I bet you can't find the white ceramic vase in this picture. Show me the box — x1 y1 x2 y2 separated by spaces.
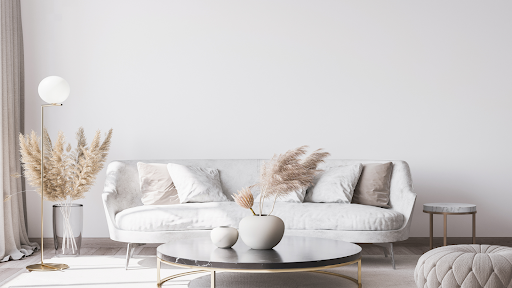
239 215 285 249
210 226 239 249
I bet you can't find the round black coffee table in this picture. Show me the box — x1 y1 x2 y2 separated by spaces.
156 236 362 287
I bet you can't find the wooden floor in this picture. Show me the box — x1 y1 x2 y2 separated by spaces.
1 237 511 285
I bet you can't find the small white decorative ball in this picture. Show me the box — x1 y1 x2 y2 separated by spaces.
38 76 70 104
211 226 238 249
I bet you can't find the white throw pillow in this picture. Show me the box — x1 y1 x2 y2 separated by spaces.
254 188 307 203
304 164 363 203
167 163 229 203
137 162 180 205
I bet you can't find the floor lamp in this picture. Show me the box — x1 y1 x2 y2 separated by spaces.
26 76 70 272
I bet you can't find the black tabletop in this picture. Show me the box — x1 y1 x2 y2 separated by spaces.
157 236 362 270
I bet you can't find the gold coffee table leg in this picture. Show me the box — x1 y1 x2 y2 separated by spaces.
157 258 209 287
157 257 160 283
157 257 362 288
311 258 362 287
358 258 362 287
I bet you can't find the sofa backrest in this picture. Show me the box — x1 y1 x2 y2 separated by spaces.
103 159 413 217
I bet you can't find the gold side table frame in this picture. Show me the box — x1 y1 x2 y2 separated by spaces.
157 257 362 288
423 210 476 249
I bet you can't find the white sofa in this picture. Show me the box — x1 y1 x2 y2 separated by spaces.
102 159 416 269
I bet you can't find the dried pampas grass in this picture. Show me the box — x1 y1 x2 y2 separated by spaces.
232 187 256 215
257 146 330 215
19 127 113 202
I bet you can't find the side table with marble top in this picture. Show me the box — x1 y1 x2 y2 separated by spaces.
423 203 477 249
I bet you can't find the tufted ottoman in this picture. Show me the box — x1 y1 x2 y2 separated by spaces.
414 245 512 288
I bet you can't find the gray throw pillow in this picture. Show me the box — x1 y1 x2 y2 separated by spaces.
304 164 363 203
167 163 229 203
352 162 393 208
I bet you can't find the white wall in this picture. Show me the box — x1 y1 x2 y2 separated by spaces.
21 0 512 238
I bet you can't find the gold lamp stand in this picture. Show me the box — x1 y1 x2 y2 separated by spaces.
26 103 69 272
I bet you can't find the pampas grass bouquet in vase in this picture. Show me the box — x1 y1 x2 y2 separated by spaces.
233 146 329 249
18 127 113 256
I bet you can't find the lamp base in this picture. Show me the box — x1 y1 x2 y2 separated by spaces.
26 263 69 272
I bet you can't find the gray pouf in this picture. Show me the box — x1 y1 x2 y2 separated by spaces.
414 245 512 288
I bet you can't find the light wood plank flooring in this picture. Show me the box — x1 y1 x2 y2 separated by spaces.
1 237 511 285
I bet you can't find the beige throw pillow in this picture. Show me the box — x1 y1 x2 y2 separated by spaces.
352 162 393 208
137 162 180 205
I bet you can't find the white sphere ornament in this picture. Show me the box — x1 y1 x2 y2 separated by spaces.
38 76 70 104
210 226 238 249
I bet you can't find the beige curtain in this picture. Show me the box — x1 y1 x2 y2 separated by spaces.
0 0 37 262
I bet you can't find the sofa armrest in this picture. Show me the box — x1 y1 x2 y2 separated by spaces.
102 192 118 237
102 161 142 239
391 189 417 230
387 161 417 237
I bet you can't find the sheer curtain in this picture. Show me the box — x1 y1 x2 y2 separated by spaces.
0 0 37 262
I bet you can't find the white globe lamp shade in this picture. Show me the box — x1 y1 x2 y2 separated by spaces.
38 76 70 104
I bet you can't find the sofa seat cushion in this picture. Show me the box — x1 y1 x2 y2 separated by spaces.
115 202 404 232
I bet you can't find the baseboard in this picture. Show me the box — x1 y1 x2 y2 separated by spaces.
30 237 512 247
30 237 124 247
401 237 512 246
29 238 158 247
